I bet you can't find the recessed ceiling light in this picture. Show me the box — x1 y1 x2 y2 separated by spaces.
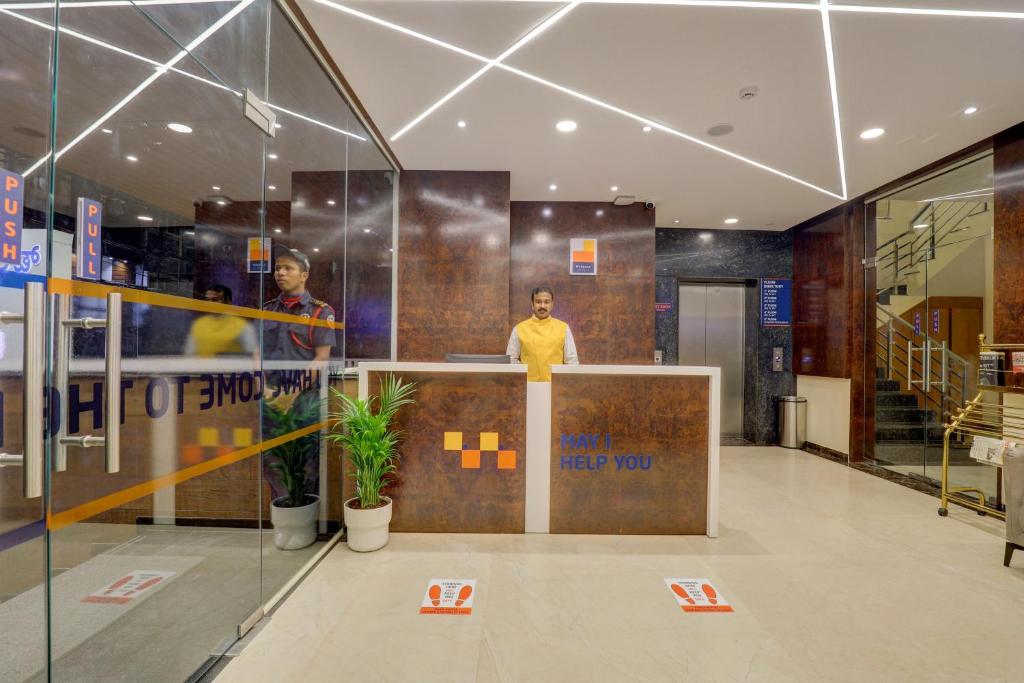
674 220 680 224
211 185 221 191
596 209 604 217
267 153 278 160
167 122 192 134
267 185 276 190
101 128 113 134
724 218 739 224
388 248 394 252
549 184 557 191
363 228 372 233
699 233 713 241
274 123 282 129
457 120 467 128
216 200 226 206
859 127 885 140
137 215 153 222
556 120 577 132
125 154 138 162
963 106 978 115
611 185 618 192
642 125 652 133
913 223 929 229
542 207 552 217
313 247 320 252
184 230 195 236
327 199 336 206
273 228 282 233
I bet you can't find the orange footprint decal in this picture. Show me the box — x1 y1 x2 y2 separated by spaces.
428 584 442 607
701 583 718 605
671 583 695 604
455 584 473 607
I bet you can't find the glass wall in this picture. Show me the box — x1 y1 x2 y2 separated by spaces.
865 151 995 499
0 1 396 680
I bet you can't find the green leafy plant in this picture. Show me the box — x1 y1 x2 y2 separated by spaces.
327 374 416 510
264 391 321 508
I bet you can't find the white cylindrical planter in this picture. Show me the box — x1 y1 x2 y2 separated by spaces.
344 497 393 552
271 495 320 550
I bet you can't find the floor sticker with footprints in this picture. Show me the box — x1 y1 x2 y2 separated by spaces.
664 578 733 613
419 579 476 615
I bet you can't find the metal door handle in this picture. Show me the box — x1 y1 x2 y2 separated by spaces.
56 292 122 474
0 282 45 498
105 292 121 474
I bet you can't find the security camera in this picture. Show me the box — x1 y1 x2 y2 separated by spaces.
644 201 655 210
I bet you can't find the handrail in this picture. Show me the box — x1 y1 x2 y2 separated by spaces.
876 305 971 370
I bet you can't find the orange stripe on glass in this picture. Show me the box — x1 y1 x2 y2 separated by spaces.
47 421 326 530
48 278 343 331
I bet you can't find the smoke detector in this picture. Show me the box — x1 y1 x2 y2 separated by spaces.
707 123 734 137
739 85 759 101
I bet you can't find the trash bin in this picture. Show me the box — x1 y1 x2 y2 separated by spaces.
779 396 807 449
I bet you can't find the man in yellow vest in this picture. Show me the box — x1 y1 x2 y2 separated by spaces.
506 286 579 381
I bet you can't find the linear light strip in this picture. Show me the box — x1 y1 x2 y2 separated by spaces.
510 0 1024 18
3 5 365 161
919 191 993 203
0 0 236 8
390 0 581 141
320 1 844 199
23 0 257 177
819 0 848 200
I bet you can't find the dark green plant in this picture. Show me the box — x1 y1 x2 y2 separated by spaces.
326 374 416 510
264 392 321 508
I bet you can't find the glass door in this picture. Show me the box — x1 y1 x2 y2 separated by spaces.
868 152 994 498
0 2 57 679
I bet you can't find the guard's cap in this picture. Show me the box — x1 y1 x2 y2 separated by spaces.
273 246 310 272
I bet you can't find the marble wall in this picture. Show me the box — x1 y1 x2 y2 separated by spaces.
994 122 1024 344
655 228 795 444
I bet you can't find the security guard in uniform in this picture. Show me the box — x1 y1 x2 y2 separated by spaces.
261 247 336 503
263 248 336 363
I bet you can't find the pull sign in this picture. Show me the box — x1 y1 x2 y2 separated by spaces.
243 89 276 137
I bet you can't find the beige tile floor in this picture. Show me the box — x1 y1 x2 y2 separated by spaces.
216 447 1024 683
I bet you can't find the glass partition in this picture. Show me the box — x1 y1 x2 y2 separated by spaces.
0 0 396 678
866 152 995 501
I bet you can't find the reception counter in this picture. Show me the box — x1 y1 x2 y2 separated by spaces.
356 363 720 537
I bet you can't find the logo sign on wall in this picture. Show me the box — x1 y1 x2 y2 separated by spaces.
444 431 516 469
1 169 25 266
760 278 791 326
569 237 597 275
247 237 271 273
75 197 103 279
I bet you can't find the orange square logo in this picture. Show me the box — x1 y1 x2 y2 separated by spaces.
461 450 481 469
497 450 516 469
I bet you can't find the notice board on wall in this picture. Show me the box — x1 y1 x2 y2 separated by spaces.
760 278 791 326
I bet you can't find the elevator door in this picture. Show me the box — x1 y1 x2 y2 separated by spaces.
678 283 745 436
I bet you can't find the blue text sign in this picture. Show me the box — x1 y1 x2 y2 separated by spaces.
760 279 791 326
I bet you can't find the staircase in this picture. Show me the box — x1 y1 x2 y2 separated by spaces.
873 366 972 467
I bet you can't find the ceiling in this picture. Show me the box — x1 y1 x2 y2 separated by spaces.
296 0 1024 231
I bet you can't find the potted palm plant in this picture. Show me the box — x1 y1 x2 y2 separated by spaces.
264 391 322 550
327 374 415 552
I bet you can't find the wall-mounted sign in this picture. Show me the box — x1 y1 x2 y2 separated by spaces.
569 237 597 275
655 302 672 313
75 197 103 280
1 169 25 266
247 237 271 273
932 309 940 334
913 310 921 335
760 278 791 326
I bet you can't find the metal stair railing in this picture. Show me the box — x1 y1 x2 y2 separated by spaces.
875 198 989 296
875 304 969 421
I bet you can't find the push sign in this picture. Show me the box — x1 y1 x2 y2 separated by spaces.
1 169 25 266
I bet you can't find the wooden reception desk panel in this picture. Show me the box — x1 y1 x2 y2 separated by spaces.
549 373 709 534
361 369 527 533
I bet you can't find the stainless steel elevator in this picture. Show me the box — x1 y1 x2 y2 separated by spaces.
678 283 745 437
